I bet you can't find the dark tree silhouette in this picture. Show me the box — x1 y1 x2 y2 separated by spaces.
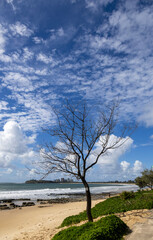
39 101 134 222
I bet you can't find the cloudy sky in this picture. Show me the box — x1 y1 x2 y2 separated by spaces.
0 0 153 182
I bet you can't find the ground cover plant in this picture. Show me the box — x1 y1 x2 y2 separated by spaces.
61 190 153 227
52 215 128 240
120 191 135 200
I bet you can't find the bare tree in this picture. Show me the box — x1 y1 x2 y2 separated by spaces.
39 101 135 222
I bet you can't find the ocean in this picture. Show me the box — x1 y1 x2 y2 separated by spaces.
0 182 138 201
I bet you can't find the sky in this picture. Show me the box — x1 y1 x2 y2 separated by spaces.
0 0 153 182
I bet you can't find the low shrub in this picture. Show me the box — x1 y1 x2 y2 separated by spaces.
120 191 135 200
52 215 128 240
61 190 153 227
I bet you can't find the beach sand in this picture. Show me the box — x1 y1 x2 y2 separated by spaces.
0 199 102 240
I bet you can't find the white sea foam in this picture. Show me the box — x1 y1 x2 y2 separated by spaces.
0 184 138 200
90 184 138 194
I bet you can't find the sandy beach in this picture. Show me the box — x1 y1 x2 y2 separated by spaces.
0 199 102 240
1 197 153 240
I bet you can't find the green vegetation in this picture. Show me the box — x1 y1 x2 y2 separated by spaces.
135 177 146 189
135 169 153 190
120 191 135 200
61 190 153 227
52 215 128 240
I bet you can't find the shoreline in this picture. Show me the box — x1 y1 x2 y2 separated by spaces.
0 183 138 204
0 192 116 211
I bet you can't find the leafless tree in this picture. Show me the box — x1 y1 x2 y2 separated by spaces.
39 101 135 222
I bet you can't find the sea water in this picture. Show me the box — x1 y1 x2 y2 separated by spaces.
0 182 138 201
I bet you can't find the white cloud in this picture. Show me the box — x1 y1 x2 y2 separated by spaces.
37 53 53 64
97 136 133 167
57 27 65 37
138 102 153 127
70 0 77 3
2 72 34 92
88 158 143 182
133 160 143 174
0 68 56 131
49 27 65 39
120 161 130 172
0 152 12 168
0 24 6 48
150 135 153 139
6 168 13 174
6 0 13 3
23 48 34 61
108 7 153 56
66 3 153 126
0 121 37 168
85 0 113 12
90 135 133 166
86 135 143 181
0 121 28 154
0 101 9 110
0 52 12 63
10 22 33 37
6 0 16 11
29 168 37 176
36 53 59 68
48 27 66 44
0 168 13 177
33 36 45 44
0 24 11 63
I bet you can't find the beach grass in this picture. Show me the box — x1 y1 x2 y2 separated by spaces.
61 190 153 227
52 215 128 240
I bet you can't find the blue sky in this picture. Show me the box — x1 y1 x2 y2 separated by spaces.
0 0 153 182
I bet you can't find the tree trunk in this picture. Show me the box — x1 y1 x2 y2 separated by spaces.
82 178 93 222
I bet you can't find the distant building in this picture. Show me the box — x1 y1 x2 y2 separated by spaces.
55 179 60 182
60 178 74 183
